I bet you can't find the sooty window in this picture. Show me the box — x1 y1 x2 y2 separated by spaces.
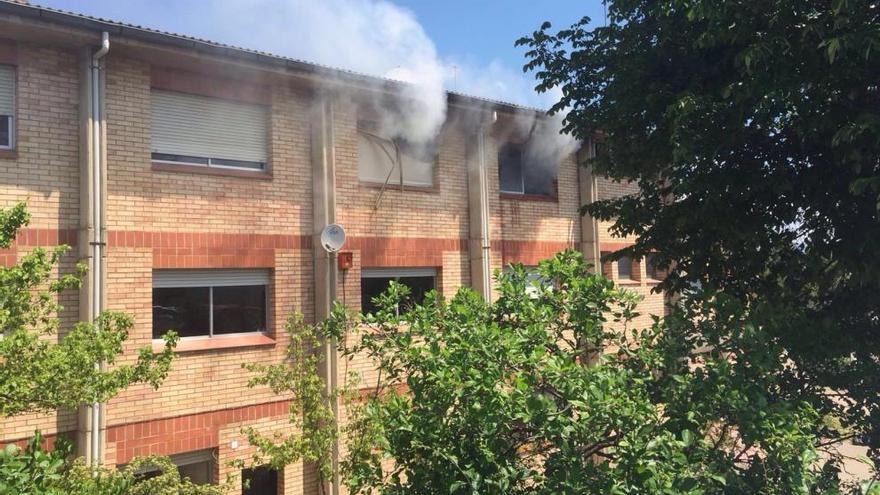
498 142 554 197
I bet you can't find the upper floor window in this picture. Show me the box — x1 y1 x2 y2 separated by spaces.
361 267 436 314
357 119 434 187
646 253 664 281
152 269 269 340
498 143 555 197
151 89 268 171
617 256 633 281
0 65 14 150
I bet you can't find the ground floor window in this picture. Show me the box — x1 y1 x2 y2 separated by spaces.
131 449 215 485
152 269 269 339
360 267 437 314
242 465 279 494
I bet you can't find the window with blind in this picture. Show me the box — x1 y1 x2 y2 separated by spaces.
357 120 434 187
152 269 269 339
150 89 268 171
0 65 14 150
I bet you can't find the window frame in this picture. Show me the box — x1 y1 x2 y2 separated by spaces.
617 256 633 281
149 88 269 173
360 267 438 314
0 64 15 151
356 119 437 189
150 153 266 172
497 142 557 199
151 269 270 341
0 115 13 151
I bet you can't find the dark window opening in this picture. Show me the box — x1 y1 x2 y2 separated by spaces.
617 257 632 280
646 254 661 280
0 116 10 148
498 143 555 197
151 152 265 171
242 465 278 495
361 273 436 314
152 284 267 339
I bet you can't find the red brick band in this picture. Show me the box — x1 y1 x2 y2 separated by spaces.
108 400 291 464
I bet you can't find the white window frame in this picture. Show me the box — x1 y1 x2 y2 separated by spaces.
152 269 270 341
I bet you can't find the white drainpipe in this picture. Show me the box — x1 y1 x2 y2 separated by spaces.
89 31 109 468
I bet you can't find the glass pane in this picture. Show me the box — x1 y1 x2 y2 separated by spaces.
151 152 209 165
242 465 278 495
361 276 391 314
212 285 266 335
498 144 524 193
178 461 213 485
152 287 210 338
617 257 632 280
0 116 9 147
209 157 265 170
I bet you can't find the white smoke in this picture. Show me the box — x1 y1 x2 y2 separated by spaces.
52 0 575 156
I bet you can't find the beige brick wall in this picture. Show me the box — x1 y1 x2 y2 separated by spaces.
0 37 671 494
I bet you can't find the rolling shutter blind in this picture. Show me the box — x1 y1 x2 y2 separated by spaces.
361 267 437 278
0 65 14 116
153 269 270 288
151 89 268 163
358 133 433 186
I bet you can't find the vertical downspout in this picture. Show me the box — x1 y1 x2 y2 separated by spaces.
577 137 602 367
78 31 109 467
577 137 601 270
467 112 495 302
310 94 340 495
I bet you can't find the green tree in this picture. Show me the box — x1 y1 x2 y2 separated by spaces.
518 0 880 472
0 201 219 494
328 251 846 494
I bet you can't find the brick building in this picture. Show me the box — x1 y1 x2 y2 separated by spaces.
0 1 666 493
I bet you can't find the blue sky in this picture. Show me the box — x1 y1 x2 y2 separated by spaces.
38 0 605 108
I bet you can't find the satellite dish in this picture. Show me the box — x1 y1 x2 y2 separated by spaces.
320 224 346 253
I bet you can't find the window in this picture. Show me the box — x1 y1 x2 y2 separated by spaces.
152 269 269 339
361 267 436 314
498 143 554 196
503 265 549 298
0 65 14 150
151 89 268 171
131 449 215 485
617 256 632 281
645 253 661 280
242 465 278 495
358 119 434 187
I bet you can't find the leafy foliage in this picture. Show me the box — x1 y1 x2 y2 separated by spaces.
518 0 880 476
0 201 221 493
0 433 223 495
0 202 177 415
327 251 845 494
241 312 339 484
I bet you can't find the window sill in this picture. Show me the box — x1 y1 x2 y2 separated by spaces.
359 181 439 193
0 149 17 160
500 192 558 203
617 279 641 286
153 333 276 354
152 162 273 180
